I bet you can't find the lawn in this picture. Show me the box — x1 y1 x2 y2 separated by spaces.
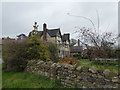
0 45 2 58
2 71 64 88
80 59 120 71
0 64 1 89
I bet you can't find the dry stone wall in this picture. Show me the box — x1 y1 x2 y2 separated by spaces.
26 60 120 88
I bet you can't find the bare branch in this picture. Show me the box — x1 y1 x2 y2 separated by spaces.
96 9 100 34
67 13 96 33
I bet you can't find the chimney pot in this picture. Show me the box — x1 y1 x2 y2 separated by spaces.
78 39 80 46
43 23 47 41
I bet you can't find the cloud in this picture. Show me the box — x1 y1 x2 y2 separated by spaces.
0 2 2 38
2 2 118 39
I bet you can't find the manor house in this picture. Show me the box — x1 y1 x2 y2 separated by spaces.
28 22 70 57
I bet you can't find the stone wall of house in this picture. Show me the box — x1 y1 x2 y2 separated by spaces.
26 60 120 88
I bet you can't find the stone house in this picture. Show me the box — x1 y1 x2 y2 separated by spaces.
70 39 83 57
29 22 70 58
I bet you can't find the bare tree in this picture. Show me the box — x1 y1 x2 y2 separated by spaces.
67 12 119 59
70 38 77 47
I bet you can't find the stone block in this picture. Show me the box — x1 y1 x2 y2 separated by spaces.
76 66 82 72
37 61 44 65
89 66 98 74
103 85 113 88
103 69 111 77
77 83 82 88
82 66 89 72
112 77 119 83
103 69 118 80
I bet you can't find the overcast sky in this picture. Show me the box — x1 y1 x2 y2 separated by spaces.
1 2 118 39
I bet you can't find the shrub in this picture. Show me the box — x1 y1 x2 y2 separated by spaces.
73 53 81 59
60 57 80 66
26 36 50 61
2 36 51 72
48 42 59 62
2 40 28 71
3 35 63 71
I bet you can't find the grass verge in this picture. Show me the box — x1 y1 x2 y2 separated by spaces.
2 71 64 88
80 59 120 71
0 45 2 58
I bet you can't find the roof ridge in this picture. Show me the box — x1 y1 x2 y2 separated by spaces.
47 28 60 31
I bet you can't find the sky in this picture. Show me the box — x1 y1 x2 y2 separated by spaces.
1 1 118 39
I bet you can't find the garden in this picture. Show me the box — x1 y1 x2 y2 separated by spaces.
2 71 63 88
73 54 119 71
2 35 65 88
2 33 120 88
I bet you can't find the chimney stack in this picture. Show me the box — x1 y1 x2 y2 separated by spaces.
78 39 80 46
43 23 47 41
43 23 47 31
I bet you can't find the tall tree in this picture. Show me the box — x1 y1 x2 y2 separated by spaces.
67 12 119 59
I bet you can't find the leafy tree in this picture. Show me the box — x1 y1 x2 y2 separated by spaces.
2 34 50 71
27 35 50 61
2 40 28 71
48 42 59 62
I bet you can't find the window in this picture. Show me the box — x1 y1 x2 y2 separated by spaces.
57 40 60 45
59 50 60 54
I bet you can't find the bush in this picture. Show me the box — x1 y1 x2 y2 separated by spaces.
48 42 59 62
73 53 81 59
26 36 50 61
2 36 51 72
2 40 28 71
3 34 64 71
60 57 80 66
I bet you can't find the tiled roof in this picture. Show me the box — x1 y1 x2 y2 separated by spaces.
38 31 43 36
47 29 61 37
17 34 27 37
62 34 70 42
37 26 70 42
38 28 61 37
70 46 82 53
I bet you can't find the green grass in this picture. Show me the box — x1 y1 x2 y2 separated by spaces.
0 45 2 58
0 64 2 89
79 59 120 71
80 59 92 64
92 64 119 70
2 71 64 88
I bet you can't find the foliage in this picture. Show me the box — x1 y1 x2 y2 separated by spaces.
73 53 81 59
0 45 2 58
2 35 51 71
0 64 2 88
2 71 64 88
80 59 119 70
48 42 59 62
68 13 119 59
92 60 118 66
26 36 50 61
2 40 28 71
75 27 119 58
28 30 39 37
60 57 80 66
